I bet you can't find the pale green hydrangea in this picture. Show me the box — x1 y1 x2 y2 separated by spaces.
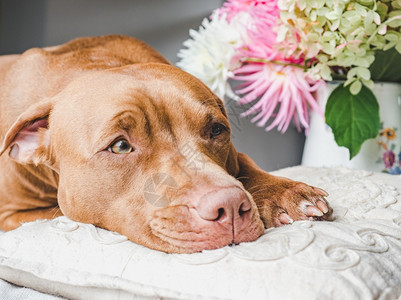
277 0 401 94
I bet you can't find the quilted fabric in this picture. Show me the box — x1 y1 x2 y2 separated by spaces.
0 166 400 299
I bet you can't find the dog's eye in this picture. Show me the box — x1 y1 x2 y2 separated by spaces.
108 139 133 154
210 123 225 138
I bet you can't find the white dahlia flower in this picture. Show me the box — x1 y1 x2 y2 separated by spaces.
177 11 249 100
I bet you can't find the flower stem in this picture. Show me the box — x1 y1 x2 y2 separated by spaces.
366 15 401 44
241 57 307 70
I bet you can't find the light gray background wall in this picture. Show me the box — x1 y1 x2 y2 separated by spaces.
0 0 306 171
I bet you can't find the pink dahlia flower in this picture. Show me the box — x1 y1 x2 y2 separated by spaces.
233 63 323 133
225 0 323 132
220 0 278 22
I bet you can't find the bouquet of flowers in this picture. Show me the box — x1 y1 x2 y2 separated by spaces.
177 0 401 158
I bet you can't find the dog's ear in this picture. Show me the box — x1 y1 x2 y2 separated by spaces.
0 100 53 165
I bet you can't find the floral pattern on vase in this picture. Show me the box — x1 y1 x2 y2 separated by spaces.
377 125 401 174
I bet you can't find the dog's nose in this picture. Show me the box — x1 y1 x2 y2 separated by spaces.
195 187 252 224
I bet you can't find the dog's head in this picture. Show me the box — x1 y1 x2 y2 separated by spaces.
0 63 264 253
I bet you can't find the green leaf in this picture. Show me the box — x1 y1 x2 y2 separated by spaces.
369 48 401 82
325 84 380 158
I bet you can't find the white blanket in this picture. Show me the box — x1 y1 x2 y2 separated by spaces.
0 166 400 299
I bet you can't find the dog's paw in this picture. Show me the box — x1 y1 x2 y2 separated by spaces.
257 181 333 228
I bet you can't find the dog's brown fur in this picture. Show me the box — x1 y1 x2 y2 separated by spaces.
0 35 332 253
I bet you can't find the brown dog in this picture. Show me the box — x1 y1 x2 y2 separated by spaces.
0 35 332 253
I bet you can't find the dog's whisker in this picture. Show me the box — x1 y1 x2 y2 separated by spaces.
250 188 273 195
236 176 250 181
247 187 273 196
246 184 265 192
51 206 61 219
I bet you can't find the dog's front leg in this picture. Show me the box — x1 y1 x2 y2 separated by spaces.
0 207 63 231
236 153 333 228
